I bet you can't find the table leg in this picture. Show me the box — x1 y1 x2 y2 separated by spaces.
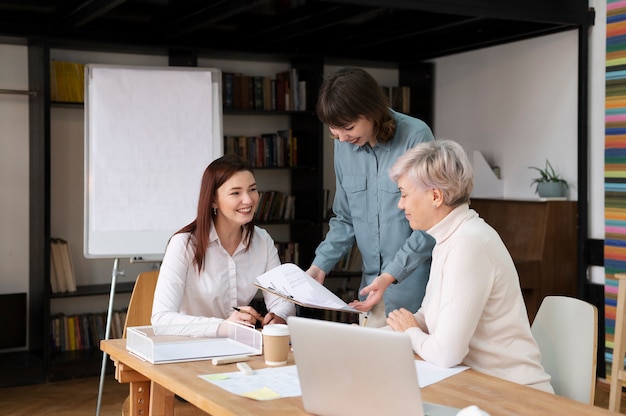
150 381 175 416
129 380 150 416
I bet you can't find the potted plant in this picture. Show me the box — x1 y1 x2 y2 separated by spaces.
529 159 568 198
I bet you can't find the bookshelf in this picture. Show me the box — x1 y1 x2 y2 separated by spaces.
218 56 324 269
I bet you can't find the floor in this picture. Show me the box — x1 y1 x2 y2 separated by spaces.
0 376 625 415
0 374 127 416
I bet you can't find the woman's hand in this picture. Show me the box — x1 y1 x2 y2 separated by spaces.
262 312 286 326
386 308 419 331
306 265 326 284
229 306 263 327
349 273 396 312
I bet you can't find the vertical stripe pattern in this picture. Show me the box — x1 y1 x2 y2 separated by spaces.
606 0 626 376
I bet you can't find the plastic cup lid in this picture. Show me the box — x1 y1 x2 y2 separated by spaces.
262 323 289 336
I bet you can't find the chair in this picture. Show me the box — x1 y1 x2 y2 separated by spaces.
530 295 598 405
609 273 626 412
121 270 208 416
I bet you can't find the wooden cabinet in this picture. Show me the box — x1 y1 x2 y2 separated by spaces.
469 198 578 322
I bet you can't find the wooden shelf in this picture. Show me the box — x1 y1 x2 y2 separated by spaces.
50 281 135 299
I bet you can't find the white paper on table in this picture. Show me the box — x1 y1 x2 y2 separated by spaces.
199 361 469 401
416 360 469 387
200 365 302 400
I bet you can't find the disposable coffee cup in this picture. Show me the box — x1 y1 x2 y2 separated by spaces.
262 324 290 366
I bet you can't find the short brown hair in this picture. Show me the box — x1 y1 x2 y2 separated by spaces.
316 67 396 143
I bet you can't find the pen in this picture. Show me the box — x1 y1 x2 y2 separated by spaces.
362 312 369 327
233 307 264 328
233 306 249 315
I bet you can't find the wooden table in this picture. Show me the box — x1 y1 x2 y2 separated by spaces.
101 339 614 416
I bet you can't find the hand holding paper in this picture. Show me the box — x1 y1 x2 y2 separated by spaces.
254 263 359 313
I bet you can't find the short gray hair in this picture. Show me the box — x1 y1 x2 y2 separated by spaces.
389 139 473 207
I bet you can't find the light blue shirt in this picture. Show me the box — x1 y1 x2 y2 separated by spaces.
312 110 436 315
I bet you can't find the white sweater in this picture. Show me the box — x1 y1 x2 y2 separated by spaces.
405 204 554 393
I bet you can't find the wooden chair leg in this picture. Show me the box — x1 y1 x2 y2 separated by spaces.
609 273 626 412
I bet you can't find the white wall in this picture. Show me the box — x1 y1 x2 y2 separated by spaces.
0 44 29 295
432 30 579 201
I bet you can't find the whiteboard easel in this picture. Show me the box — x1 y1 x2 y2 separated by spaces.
85 64 223 416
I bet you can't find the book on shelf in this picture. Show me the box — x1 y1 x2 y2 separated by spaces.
239 74 253 110
50 309 126 352
275 241 299 265
275 70 290 111
50 61 85 103
224 129 297 168
50 238 77 293
253 75 265 110
222 72 235 110
230 73 241 109
392 86 411 114
220 69 305 112
298 79 307 111
263 76 273 110
381 85 411 114
256 191 291 221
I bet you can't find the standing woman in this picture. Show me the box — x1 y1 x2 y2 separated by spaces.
306 67 436 327
384 139 554 393
152 154 295 336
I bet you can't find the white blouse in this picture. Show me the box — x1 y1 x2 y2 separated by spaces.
151 225 295 337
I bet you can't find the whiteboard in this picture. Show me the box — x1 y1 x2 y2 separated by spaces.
84 64 223 259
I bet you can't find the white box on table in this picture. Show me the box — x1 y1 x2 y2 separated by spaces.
126 322 262 364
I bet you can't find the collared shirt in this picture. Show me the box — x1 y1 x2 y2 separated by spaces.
406 204 554 393
312 109 436 315
152 225 295 337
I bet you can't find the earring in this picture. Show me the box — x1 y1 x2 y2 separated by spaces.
432 203 437 208
213 207 217 215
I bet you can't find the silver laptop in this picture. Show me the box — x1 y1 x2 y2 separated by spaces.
287 316 460 416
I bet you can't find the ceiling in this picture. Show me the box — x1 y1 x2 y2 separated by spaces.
0 0 592 62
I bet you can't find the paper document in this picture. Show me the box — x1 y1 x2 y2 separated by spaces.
253 263 359 313
200 365 302 400
200 361 469 401
415 360 469 387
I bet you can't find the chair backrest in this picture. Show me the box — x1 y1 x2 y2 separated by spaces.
530 295 598 404
122 270 159 339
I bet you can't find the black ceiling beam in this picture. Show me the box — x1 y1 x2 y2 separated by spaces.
235 4 374 45
159 0 268 40
51 0 128 29
327 0 590 26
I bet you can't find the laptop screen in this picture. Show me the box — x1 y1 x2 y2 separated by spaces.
288 316 459 416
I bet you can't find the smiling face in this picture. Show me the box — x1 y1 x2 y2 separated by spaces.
328 116 376 147
397 174 438 231
213 170 259 227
